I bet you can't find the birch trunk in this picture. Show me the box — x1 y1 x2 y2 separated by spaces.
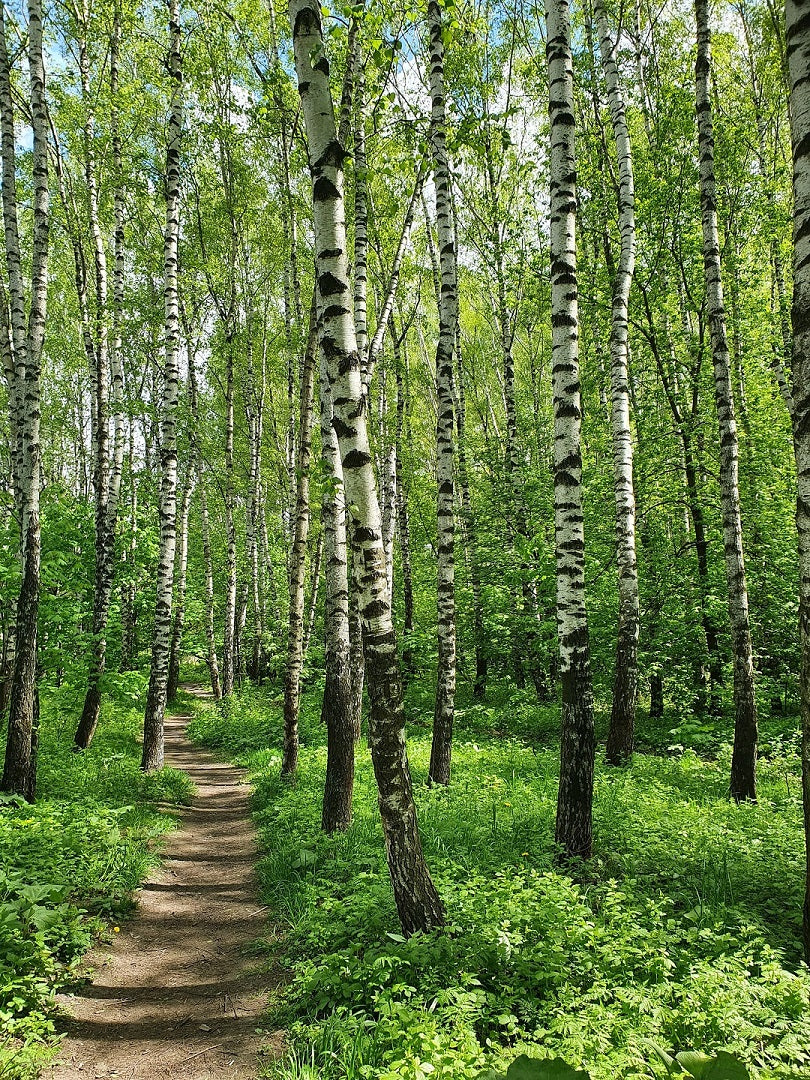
282 302 317 776
222 339 237 698
320 357 355 833
353 67 369 373
785 0 810 961
348 550 364 738
377 359 397 606
349 59 368 723
167 468 195 701
393 321 415 677
245 338 266 681
120 422 138 670
595 0 640 765
695 0 758 802
260 489 281 625
199 477 222 700
142 0 182 772
1 249 19 726
425 204 488 698
302 526 323 660
0 0 49 800
546 0 595 860
483 129 545 700
454 327 486 700
75 0 125 748
187 319 222 700
426 0 457 787
290 0 444 933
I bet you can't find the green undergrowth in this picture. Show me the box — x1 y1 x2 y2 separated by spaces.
0 681 194 1079
188 682 809 1080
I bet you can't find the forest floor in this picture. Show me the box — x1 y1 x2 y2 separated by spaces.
46 688 282 1080
185 679 809 1080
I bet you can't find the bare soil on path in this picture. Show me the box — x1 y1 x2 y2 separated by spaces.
49 689 280 1080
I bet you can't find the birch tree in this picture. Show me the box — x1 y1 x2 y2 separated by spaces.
0 0 49 799
426 0 458 786
546 0 595 859
72 0 126 749
282 303 317 776
594 0 640 765
289 0 444 933
142 0 182 771
320 355 355 833
786 0 810 963
694 0 758 801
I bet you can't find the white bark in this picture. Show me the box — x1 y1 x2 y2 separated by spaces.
786 0 810 961
142 0 182 771
75 0 126 747
595 0 640 763
282 304 317 775
695 0 757 801
1 0 49 799
289 0 443 934
546 0 595 860
426 0 457 787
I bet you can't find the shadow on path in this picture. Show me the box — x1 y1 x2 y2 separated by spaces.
49 686 282 1080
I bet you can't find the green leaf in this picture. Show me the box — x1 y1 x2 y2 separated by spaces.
644 1042 676 1074
676 1052 714 1079
506 1056 591 1080
385 932 406 943
704 1053 750 1080
29 906 63 932
291 848 317 869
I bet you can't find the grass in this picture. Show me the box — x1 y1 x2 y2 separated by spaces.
0 679 194 1080
188 678 810 1080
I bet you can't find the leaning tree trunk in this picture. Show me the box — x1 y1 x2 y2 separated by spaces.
289 0 444 934
547 0 595 860
695 0 757 802
282 303 317 776
320 356 355 833
785 0 810 964
426 0 458 787
595 0 640 765
0 0 49 800
142 0 182 772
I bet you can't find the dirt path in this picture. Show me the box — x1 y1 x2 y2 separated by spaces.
49 690 280 1080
